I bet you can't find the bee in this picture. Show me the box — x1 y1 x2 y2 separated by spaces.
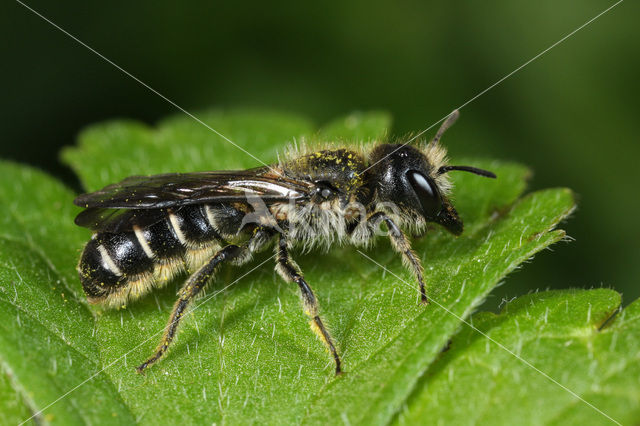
74 110 495 374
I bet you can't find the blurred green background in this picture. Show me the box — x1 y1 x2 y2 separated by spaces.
1 1 638 308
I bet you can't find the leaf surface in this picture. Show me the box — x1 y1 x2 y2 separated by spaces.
0 110 585 425
0 162 135 425
396 289 640 426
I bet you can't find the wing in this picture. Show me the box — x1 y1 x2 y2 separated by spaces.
74 168 313 209
74 207 171 233
74 168 314 232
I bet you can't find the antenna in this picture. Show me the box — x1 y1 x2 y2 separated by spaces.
431 109 460 144
438 165 497 178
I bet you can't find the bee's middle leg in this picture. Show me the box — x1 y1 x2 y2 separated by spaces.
275 235 342 375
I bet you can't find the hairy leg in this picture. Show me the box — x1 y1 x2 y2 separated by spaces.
275 235 342 374
370 212 428 304
136 227 273 373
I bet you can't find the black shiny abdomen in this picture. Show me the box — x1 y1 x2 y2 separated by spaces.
79 238 124 299
144 215 186 260
79 204 239 303
209 203 245 237
173 205 222 244
103 232 155 274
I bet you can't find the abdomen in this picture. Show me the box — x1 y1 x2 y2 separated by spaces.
78 203 245 308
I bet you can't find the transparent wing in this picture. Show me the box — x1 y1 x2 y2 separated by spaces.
74 207 170 233
74 168 313 232
74 168 313 209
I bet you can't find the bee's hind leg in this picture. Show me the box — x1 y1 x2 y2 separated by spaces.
275 235 342 375
136 243 243 373
136 226 275 373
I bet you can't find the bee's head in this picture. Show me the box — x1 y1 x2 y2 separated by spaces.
368 111 495 235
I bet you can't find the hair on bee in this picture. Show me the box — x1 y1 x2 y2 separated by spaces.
73 110 496 375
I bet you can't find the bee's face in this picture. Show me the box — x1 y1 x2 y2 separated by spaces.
369 144 463 235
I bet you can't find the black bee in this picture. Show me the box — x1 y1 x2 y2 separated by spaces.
74 110 495 374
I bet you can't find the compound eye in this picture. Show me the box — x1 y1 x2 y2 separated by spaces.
406 170 442 217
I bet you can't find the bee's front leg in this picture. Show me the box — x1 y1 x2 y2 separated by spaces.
275 235 342 375
369 212 428 305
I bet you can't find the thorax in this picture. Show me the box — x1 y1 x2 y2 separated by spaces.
273 148 374 250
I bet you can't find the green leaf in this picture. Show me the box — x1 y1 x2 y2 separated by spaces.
0 162 135 424
63 110 315 191
0 368 31 425
396 289 640 426
1 110 581 424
